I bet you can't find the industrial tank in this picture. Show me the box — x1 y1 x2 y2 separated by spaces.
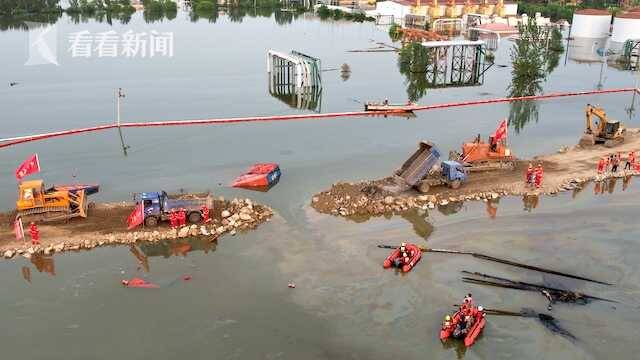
611 12 640 43
571 9 611 38
568 37 608 63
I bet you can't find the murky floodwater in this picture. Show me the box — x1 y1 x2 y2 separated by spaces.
1 11 639 359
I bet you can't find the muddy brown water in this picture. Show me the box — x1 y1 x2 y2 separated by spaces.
1 12 639 360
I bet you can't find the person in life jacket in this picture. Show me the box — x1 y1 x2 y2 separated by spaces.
29 222 40 245
526 163 534 185
201 205 211 224
169 209 178 229
534 164 544 188
625 151 636 171
178 208 186 227
597 157 605 175
442 315 452 330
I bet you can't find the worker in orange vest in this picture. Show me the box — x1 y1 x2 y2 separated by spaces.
597 157 606 175
29 222 40 245
525 163 534 186
169 209 178 229
201 205 211 224
178 208 186 227
534 164 544 188
625 151 636 171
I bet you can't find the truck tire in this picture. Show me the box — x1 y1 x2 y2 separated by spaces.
417 182 430 193
144 216 159 227
188 211 202 224
450 180 461 189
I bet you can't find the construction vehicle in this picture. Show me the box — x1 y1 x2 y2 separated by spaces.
449 132 515 172
395 141 467 193
134 191 213 227
16 180 99 222
579 104 626 147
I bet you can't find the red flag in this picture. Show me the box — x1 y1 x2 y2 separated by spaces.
15 154 41 181
14 218 25 242
127 203 145 230
493 119 508 143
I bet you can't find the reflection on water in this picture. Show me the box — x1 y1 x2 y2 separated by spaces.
138 237 217 260
348 207 434 239
507 20 563 134
486 198 499 219
269 83 322 112
20 253 56 282
437 201 464 216
523 194 539 212
440 334 469 359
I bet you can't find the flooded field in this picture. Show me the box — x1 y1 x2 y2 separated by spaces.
1 10 639 360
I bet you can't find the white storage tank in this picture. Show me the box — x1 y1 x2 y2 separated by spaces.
568 37 608 63
571 9 611 38
611 11 640 43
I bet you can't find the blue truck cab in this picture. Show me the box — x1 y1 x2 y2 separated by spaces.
441 160 467 185
134 191 212 227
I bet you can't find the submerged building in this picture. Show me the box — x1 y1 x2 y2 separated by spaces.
369 0 518 25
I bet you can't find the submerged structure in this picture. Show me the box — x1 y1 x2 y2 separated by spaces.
422 39 490 88
267 50 322 111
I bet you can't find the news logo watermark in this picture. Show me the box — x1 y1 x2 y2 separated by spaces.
25 23 174 66
68 30 174 58
25 22 59 66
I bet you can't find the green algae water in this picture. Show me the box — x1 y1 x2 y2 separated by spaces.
1 11 639 359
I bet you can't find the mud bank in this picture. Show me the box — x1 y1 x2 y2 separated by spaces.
0 198 273 260
312 129 640 217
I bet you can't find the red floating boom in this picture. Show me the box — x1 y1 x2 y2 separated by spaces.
0 88 635 149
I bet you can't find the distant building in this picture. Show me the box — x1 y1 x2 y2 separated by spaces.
369 0 518 23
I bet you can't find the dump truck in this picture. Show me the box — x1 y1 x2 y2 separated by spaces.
579 104 626 147
395 141 467 193
16 180 99 222
134 191 213 227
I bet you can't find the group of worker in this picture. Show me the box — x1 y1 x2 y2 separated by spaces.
597 151 636 175
442 293 485 334
397 242 416 267
525 163 545 188
168 205 211 229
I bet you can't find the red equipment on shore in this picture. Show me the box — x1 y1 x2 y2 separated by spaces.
382 243 422 272
440 304 486 347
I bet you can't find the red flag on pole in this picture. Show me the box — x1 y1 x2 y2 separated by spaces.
15 154 41 181
14 218 25 242
493 119 508 143
127 203 145 230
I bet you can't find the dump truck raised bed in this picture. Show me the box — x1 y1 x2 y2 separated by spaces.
134 191 213 227
16 179 99 222
395 141 467 193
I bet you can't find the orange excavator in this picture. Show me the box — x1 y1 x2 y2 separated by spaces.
450 119 516 172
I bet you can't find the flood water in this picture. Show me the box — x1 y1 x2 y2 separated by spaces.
1 11 640 359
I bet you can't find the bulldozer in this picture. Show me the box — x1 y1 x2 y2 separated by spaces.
579 104 625 147
16 180 99 222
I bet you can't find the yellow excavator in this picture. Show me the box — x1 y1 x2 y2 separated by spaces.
579 104 626 147
16 180 99 222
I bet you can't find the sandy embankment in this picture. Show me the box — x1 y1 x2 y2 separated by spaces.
312 129 640 217
0 198 272 260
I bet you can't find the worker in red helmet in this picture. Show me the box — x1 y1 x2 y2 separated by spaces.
201 205 210 224
178 208 186 227
525 163 534 186
534 164 544 188
625 151 636 171
596 157 605 175
169 209 178 229
29 222 40 245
